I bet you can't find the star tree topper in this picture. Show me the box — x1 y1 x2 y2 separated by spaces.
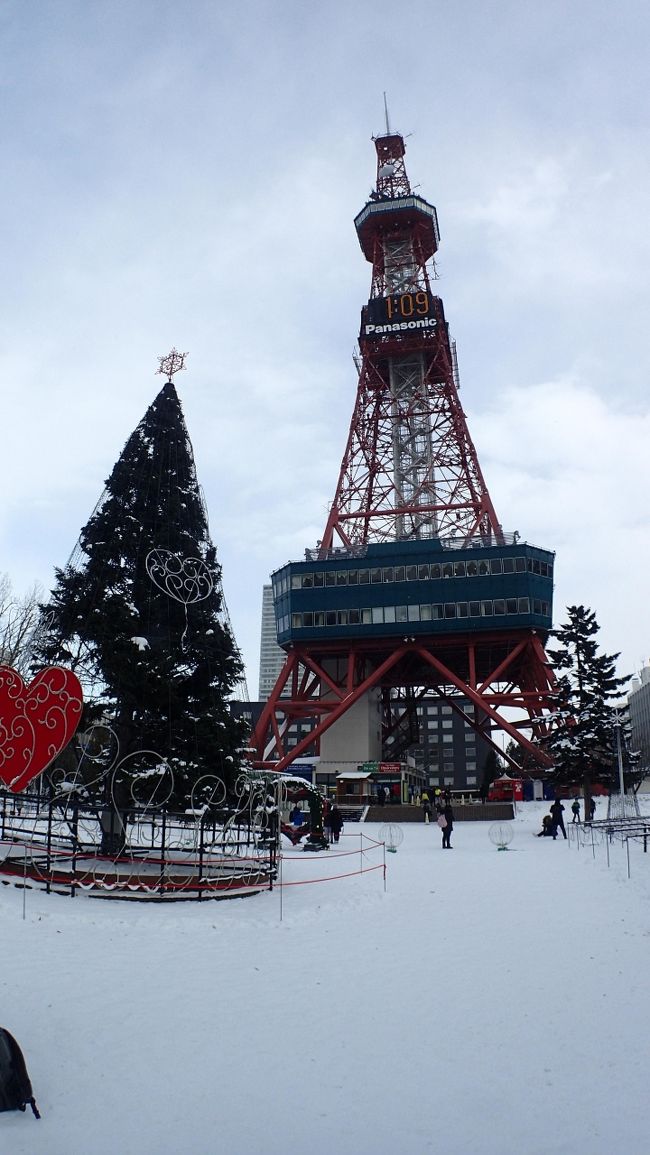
157 347 189 382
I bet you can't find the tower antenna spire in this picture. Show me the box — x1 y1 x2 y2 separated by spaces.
383 91 391 134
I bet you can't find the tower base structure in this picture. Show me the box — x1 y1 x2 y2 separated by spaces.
250 537 559 771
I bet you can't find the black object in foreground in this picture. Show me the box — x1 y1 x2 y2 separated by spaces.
0 1028 40 1119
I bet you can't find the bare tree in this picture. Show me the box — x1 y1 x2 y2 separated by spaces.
0 574 44 675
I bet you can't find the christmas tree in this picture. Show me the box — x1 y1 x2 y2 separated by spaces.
33 355 247 807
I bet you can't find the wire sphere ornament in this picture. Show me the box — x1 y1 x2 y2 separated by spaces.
378 823 404 853
488 821 515 851
190 774 227 814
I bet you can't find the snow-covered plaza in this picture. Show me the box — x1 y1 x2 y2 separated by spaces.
3 799 650 1155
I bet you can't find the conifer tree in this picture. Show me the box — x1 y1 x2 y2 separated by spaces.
544 605 629 794
32 379 247 806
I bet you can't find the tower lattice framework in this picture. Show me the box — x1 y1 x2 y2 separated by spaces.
251 129 559 774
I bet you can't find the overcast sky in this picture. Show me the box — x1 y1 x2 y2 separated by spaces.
2 0 649 696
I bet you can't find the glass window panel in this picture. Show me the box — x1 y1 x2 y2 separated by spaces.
502 558 514 573
457 602 468 617
384 606 396 623
291 575 302 589
348 570 358 585
442 562 454 578
325 571 336 586
420 604 432 620
396 605 408 622
490 559 503 575
358 570 370 584
515 557 526 572
406 565 418 581
466 560 478 577
408 605 420 621
337 610 348 624
313 572 324 587
444 603 457 618
336 571 347 585
372 607 384 624
533 599 542 614
395 566 405 582
518 597 530 613
292 614 302 628
469 601 481 616
361 608 372 623
303 612 313 627
494 600 506 615
430 564 442 579
418 564 430 580
533 559 541 574
432 604 443 619
454 561 466 577
314 612 325 626
506 599 518 614
371 568 382 583
349 608 360 624
478 560 490 576
326 610 337 626
383 567 394 582
301 574 313 588
481 600 493 616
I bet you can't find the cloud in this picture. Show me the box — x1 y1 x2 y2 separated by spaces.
471 378 650 678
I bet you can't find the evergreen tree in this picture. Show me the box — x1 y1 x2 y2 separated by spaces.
32 380 246 806
544 606 629 794
478 748 503 800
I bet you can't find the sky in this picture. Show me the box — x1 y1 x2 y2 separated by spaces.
1 0 649 697
3 800 650 1154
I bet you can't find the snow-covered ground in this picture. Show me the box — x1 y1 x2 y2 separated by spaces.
3 800 650 1155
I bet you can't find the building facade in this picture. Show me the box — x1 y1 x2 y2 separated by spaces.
628 664 650 772
258 583 287 701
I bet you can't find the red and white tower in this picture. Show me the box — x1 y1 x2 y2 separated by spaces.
250 128 559 774
323 131 502 551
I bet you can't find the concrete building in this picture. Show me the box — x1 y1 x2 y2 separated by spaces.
628 664 650 773
258 583 287 701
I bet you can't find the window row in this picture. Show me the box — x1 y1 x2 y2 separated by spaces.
279 555 553 595
285 596 551 631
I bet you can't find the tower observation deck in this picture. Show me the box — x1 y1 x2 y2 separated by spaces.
250 129 559 773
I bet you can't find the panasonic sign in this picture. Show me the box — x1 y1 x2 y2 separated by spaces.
364 317 438 337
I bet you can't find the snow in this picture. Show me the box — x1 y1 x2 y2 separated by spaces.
3 800 650 1154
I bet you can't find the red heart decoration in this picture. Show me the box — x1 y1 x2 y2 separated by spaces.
0 665 84 793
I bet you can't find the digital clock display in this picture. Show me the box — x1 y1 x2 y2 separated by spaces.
362 292 438 338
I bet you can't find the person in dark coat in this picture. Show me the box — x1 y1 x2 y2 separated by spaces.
440 802 454 848
550 798 567 840
537 813 554 837
571 798 581 824
329 804 344 844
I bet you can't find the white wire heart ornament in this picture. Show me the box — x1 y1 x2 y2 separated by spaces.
145 550 214 648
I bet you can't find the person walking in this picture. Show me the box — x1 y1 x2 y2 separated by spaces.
439 801 454 848
571 798 581 824
329 804 344 844
323 798 333 842
550 798 567 840
421 790 432 824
